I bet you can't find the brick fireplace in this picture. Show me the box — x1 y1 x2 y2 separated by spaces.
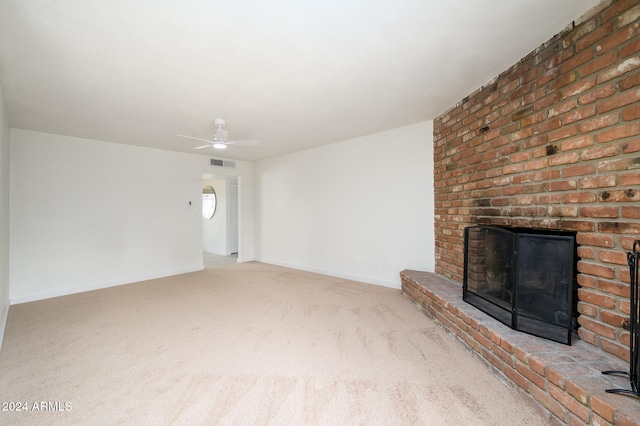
433 0 639 363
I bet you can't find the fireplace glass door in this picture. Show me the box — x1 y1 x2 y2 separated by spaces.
463 225 575 345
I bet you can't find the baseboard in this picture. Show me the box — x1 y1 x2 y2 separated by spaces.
203 248 227 256
255 257 400 289
10 265 204 305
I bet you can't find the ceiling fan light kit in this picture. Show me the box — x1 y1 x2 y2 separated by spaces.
178 118 260 152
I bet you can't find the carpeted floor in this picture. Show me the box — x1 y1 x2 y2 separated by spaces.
203 252 238 268
0 262 546 425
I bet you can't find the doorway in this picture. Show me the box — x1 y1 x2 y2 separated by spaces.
228 181 239 255
202 175 239 267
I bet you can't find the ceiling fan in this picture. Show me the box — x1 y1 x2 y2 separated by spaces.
178 118 260 150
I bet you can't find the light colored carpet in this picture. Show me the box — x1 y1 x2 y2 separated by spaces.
0 262 546 425
203 252 238 269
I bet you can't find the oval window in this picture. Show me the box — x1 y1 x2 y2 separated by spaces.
202 186 216 219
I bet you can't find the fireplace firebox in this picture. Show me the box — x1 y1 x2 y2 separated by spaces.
463 225 577 345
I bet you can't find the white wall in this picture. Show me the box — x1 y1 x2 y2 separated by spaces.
236 174 253 262
10 130 254 303
8 119 428 305
254 121 434 288
202 178 227 255
0 83 10 350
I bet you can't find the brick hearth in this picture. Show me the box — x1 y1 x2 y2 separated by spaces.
401 269 640 425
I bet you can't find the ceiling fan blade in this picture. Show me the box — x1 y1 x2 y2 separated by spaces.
193 144 211 149
177 134 213 144
226 140 261 146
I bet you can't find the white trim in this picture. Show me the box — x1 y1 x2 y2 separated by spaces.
255 257 400 289
203 248 227 256
10 265 204 305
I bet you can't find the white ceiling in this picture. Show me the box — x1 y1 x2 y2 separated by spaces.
0 0 601 161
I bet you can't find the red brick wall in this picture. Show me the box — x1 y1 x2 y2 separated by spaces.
433 0 640 361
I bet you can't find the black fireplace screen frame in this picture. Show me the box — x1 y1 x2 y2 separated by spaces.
463 225 576 345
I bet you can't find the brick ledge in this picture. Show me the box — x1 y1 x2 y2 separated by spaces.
400 269 640 425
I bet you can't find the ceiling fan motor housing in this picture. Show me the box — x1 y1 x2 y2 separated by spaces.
215 128 228 141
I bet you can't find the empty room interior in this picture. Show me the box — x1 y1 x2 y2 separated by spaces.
0 0 639 424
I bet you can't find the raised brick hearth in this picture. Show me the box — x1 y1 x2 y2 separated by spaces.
401 269 640 425
433 0 640 362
